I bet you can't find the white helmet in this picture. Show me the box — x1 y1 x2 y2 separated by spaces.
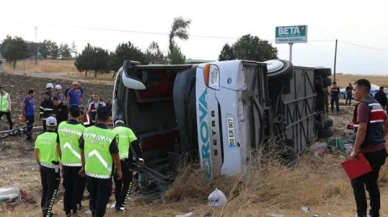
55 84 62 90
46 83 54 89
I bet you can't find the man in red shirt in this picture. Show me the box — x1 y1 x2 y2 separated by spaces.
350 79 388 217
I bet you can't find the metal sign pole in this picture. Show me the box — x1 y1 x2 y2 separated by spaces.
289 43 293 63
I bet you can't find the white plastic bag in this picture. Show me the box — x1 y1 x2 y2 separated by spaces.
208 188 227 207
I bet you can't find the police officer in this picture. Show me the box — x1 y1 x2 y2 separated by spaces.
112 119 144 212
57 105 87 217
0 86 13 130
34 117 60 217
330 81 340 114
79 106 122 217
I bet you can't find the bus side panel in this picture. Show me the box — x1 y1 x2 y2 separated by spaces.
195 67 213 180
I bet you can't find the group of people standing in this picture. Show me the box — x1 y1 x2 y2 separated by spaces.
32 82 144 217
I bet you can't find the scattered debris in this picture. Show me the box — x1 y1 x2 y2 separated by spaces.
302 206 310 212
0 187 20 203
266 214 284 217
176 212 193 217
208 188 227 207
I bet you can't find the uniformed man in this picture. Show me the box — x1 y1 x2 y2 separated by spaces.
0 86 13 131
112 119 144 212
40 92 54 133
87 93 106 126
57 105 87 217
34 117 60 217
79 106 122 217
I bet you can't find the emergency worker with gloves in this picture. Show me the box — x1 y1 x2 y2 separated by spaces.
79 105 122 217
34 117 60 217
57 105 87 217
112 119 144 212
40 92 54 132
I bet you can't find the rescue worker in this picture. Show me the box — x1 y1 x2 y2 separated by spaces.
46 83 54 99
112 119 144 212
40 92 54 133
21 89 35 142
54 84 65 101
79 106 122 217
57 105 87 217
52 96 69 126
350 79 388 217
87 93 106 126
330 81 340 114
34 116 60 217
0 86 13 130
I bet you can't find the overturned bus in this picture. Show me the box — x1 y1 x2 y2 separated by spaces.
112 59 333 180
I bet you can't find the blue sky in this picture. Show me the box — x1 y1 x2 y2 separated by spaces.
0 0 387 74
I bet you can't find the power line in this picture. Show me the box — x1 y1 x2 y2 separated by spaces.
338 40 388 52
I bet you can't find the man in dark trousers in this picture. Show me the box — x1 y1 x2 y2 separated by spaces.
0 86 13 130
34 117 60 217
21 89 35 142
350 79 388 217
345 83 353 106
330 81 340 114
79 106 122 217
40 92 54 133
374 87 387 112
57 105 87 217
52 96 69 127
112 119 144 212
87 93 106 126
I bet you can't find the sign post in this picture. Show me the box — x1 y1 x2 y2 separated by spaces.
275 25 308 63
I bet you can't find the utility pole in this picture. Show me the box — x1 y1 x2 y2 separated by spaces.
333 39 338 82
35 26 38 64
289 43 293 63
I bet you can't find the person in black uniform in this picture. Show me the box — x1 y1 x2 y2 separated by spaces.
330 81 340 114
40 92 54 133
52 96 69 127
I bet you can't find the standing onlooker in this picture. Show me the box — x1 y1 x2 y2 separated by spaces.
0 86 13 130
40 92 54 133
87 93 106 126
350 79 388 217
67 82 82 108
374 87 387 112
87 94 94 106
21 89 35 142
54 84 65 101
345 83 353 106
64 83 72 100
330 82 340 114
77 81 84 100
52 96 69 127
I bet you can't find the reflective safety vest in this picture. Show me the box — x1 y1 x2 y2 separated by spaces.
34 132 59 169
58 121 85 166
0 93 9 112
83 126 117 179
112 126 137 160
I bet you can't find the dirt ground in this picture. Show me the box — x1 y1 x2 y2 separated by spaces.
2 65 388 217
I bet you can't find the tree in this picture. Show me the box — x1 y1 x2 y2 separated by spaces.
59 43 72 60
146 41 167 64
1 36 31 68
232 34 278 61
0 35 12 62
218 43 235 61
109 41 148 78
70 42 77 57
91 47 110 78
168 17 191 64
74 43 94 77
39 40 50 59
48 41 60 59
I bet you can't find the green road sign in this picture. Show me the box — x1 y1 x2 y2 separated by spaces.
275 25 308 44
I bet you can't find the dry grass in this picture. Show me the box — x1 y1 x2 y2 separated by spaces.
334 74 388 88
3 60 77 73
